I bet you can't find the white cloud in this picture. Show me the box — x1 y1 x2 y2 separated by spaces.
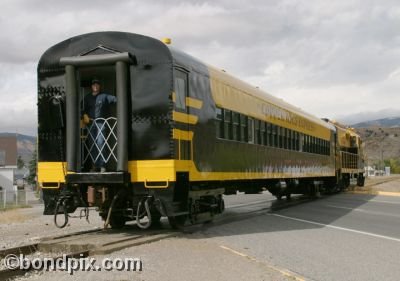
0 0 399 134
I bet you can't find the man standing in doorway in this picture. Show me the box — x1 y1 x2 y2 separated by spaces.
82 78 117 172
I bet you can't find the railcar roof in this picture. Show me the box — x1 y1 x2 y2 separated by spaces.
169 46 333 131
38 31 172 71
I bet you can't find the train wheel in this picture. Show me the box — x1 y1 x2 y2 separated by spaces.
218 198 225 213
168 215 187 229
110 216 126 229
150 210 162 226
357 174 365 187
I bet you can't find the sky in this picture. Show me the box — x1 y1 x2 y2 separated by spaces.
1 0 399 135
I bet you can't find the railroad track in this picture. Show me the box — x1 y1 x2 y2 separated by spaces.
180 194 314 233
0 227 179 280
0 194 313 280
0 228 103 280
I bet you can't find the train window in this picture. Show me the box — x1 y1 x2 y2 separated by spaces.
291 131 295 150
248 118 254 144
311 137 316 153
278 127 283 148
311 136 314 153
318 139 322 154
240 114 247 142
287 129 292 150
299 134 303 152
292 132 296 151
216 107 224 139
286 129 290 150
224 110 232 140
276 127 280 148
232 112 240 141
276 126 280 148
320 139 323 155
285 129 288 149
254 120 260 144
260 122 266 145
326 140 329 155
325 140 328 155
174 69 188 110
310 136 313 153
272 125 276 147
327 141 331 155
318 138 321 154
304 135 309 152
296 132 300 151
266 123 271 146
291 130 295 150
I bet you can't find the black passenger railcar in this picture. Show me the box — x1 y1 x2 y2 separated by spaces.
37 32 364 228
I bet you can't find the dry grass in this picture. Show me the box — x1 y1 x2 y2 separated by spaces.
0 207 33 224
350 175 400 195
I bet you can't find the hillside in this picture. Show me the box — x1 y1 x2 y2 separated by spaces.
356 127 400 165
0 133 36 164
352 117 400 128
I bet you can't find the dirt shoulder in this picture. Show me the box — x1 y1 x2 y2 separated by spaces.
351 174 400 194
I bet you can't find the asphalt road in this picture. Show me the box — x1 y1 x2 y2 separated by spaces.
204 191 400 281
11 188 400 281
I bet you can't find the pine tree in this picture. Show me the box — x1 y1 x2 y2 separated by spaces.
17 155 25 169
27 149 37 186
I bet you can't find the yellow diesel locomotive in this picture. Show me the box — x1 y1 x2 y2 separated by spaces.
37 32 364 228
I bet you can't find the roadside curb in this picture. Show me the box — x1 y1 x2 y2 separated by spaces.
348 190 400 197
376 191 400 197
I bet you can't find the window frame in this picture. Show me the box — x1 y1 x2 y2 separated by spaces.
173 68 189 111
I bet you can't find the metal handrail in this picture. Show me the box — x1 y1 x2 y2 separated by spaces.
82 117 117 166
340 151 359 169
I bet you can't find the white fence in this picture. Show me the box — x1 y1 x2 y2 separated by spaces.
0 190 41 209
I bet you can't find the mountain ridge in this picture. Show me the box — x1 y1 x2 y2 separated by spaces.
352 117 400 128
0 132 36 164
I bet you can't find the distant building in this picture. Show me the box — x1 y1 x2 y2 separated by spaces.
365 166 375 177
0 135 17 192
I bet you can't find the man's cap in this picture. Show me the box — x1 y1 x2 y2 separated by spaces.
91 78 101 85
